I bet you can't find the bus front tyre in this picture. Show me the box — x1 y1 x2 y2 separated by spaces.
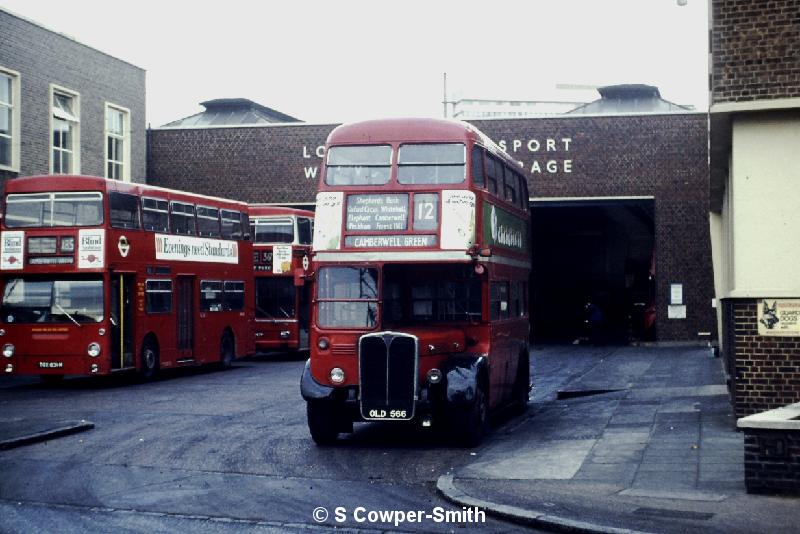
306 401 339 445
220 332 235 369
139 340 159 381
454 385 488 447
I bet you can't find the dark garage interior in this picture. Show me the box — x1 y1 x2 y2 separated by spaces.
529 199 655 345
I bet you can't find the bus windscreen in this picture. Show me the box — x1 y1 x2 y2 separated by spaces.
1 277 104 323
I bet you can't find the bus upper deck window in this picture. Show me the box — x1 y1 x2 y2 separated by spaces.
252 217 293 244
398 143 465 185
325 145 391 186
221 210 243 240
109 192 140 229
170 201 196 236
197 206 221 237
5 191 103 228
298 217 313 245
142 197 169 233
471 147 485 187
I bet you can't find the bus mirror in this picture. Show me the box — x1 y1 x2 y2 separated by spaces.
294 267 306 287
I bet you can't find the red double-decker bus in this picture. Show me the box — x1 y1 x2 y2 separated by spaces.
301 118 531 445
249 205 314 354
0 175 253 381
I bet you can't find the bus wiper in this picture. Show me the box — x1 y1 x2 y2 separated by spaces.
54 303 81 327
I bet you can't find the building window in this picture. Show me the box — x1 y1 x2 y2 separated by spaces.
0 68 20 172
105 104 130 181
50 86 80 174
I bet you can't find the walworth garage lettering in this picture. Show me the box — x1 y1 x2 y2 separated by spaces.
497 137 573 174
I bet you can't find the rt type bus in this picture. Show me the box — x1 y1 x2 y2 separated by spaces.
0 175 253 381
300 118 532 445
249 205 314 354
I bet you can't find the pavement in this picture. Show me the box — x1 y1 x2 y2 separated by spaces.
437 345 800 534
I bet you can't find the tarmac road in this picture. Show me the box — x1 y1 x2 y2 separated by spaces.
0 354 540 534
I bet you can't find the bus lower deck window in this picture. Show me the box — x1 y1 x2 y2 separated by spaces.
145 279 172 313
223 281 245 311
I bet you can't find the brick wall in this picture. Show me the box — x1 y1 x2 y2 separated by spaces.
744 429 800 494
711 0 800 104
0 9 146 184
147 124 336 204
147 113 715 342
728 299 800 417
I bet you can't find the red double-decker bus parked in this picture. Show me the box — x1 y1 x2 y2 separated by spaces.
0 175 253 381
301 118 532 445
249 205 314 354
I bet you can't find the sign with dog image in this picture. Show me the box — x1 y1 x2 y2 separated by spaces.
758 299 800 336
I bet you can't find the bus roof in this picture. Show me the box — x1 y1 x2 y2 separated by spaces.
4 175 249 209
325 118 516 166
248 205 315 218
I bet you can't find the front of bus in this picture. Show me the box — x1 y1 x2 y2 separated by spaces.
1 176 109 378
301 120 495 443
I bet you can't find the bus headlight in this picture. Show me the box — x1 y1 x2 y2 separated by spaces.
87 342 101 358
330 367 345 384
2 344 14 358
317 337 329 350
427 368 443 384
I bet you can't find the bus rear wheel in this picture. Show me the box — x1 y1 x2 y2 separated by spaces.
139 339 159 381
511 351 530 414
306 401 339 445
220 332 235 369
453 384 488 447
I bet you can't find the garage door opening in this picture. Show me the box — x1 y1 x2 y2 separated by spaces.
530 199 655 345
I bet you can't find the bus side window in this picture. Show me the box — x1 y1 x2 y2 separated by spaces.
223 281 245 311
518 173 528 209
486 156 499 196
109 192 140 229
221 210 243 240
197 206 221 237
471 146 485 187
145 280 172 313
490 281 509 320
503 165 517 204
200 280 223 312
298 217 312 245
170 201 196 235
142 197 169 233
241 212 251 241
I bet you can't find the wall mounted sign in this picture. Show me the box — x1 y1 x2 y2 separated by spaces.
758 299 800 336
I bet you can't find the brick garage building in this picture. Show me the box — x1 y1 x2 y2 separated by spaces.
709 0 800 417
149 110 715 344
0 7 146 185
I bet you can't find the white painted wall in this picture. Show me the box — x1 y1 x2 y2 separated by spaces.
726 113 800 297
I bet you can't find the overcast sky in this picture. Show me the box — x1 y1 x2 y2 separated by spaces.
2 0 709 126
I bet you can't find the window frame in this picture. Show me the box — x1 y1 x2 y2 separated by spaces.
104 102 131 182
223 280 245 311
145 279 173 314
0 67 21 172
169 201 197 236
142 196 169 233
196 205 221 237
49 84 81 175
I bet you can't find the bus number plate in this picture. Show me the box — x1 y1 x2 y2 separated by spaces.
38 362 64 368
367 409 407 419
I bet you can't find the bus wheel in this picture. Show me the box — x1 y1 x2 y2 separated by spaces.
511 351 530 414
40 374 65 384
454 384 488 447
139 339 159 381
306 401 339 445
220 332 235 369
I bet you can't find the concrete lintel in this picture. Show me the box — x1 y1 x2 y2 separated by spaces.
737 403 800 430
